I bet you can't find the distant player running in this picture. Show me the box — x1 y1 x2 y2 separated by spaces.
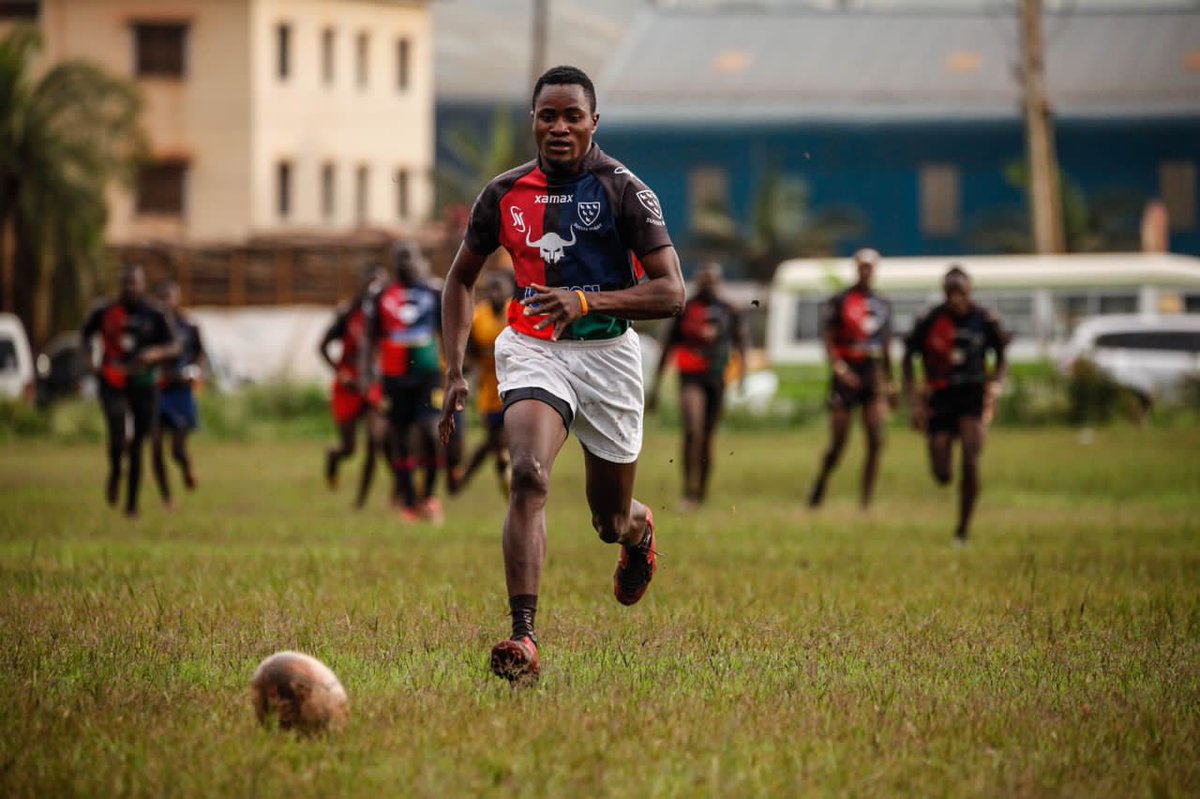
320 263 387 508
451 269 514 497
439 65 684 684
903 266 1009 543
80 264 178 517
151 281 205 508
808 249 894 509
369 242 444 523
649 261 746 511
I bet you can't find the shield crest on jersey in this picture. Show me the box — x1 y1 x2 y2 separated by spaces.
577 201 601 227
636 190 663 220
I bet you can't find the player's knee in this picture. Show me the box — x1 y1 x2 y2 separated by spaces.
865 428 884 452
932 462 952 485
591 511 629 545
509 455 549 502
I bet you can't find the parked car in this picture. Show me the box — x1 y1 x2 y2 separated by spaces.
0 313 34 401
35 331 95 407
1059 314 1200 402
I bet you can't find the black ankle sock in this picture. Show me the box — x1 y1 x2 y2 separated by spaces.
509 594 538 643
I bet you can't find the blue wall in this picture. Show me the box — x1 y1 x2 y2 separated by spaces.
437 104 1200 273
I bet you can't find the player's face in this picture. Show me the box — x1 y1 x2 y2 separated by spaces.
120 269 145 304
944 278 971 316
532 84 597 172
697 268 719 297
856 258 875 288
485 276 510 308
160 285 180 310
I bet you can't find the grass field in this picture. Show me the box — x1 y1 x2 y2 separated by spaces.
1 425 1198 797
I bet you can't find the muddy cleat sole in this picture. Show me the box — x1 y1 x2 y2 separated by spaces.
614 508 657 606
490 636 540 685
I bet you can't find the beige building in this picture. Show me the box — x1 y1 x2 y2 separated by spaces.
26 0 433 244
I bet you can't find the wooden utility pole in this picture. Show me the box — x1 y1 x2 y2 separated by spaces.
530 0 548 89
1019 0 1066 253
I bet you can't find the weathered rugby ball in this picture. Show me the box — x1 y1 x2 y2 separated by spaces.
250 651 348 734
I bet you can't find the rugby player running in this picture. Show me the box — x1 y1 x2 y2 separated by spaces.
451 269 515 497
808 249 894 510
902 266 1008 543
368 243 444 523
648 261 746 511
320 262 387 508
439 66 684 684
80 264 178 517
151 281 206 508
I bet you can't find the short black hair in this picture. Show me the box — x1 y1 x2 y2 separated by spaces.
945 265 970 283
532 65 596 113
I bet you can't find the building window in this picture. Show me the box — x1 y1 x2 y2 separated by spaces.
919 163 960 237
321 163 336 219
0 2 38 20
277 161 292 219
355 165 369 224
133 23 187 78
688 166 730 231
355 32 369 88
396 38 410 90
277 23 291 80
136 161 187 215
321 28 335 85
1160 160 1197 233
395 168 409 219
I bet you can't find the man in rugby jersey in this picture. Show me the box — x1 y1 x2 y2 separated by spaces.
438 65 685 683
320 262 387 508
151 280 206 508
451 269 514 497
807 249 895 510
369 242 444 523
648 261 747 511
79 264 178 517
903 266 1009 544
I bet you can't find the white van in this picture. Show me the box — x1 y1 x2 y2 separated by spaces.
0 313 34 400
1059 314 1200 401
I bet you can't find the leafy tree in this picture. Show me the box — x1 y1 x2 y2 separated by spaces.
0 26 146 344
434 107 530 212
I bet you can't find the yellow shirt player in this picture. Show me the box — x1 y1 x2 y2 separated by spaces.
454 270 514 496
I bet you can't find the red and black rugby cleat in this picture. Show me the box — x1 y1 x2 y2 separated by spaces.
490 636 540 685
613 508 657 606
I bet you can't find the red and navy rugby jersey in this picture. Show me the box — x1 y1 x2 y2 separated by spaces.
823 286 892 364
80 299 173 390
464 145 673 341
369 281 442 379
324 302 369 379
905 303 1007 390
667 296 741 380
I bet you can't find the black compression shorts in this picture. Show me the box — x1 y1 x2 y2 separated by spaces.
828 360 881 411
927 384 986 436
679 372 726 432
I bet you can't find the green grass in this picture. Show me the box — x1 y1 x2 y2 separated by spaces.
1 425 1198 798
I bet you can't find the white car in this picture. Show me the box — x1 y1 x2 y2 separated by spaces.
1059 314 1200 401
0 312 35 401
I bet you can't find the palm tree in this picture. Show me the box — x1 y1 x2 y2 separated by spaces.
0 26 146 344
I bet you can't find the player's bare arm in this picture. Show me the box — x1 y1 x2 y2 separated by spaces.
520 245 684 341
439 243 489 442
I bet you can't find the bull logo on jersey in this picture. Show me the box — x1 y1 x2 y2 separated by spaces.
526 228 576 264
509 206 526 233
577 201 601 227
636 189 663 220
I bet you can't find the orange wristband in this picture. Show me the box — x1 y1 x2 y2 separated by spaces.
575 289 589 316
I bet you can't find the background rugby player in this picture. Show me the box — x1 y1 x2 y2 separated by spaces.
451 269 514 497
369 243 444 523
320 262 387 508
808 249 894 510
649 261 746 511
151 281 206 508
80 264 178 518
903 266 1009 543
439 65 685 684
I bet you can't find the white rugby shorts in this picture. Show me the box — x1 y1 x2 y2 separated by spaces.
494 326 644 464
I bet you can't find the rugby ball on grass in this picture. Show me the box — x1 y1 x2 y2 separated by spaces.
250 651 348 734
